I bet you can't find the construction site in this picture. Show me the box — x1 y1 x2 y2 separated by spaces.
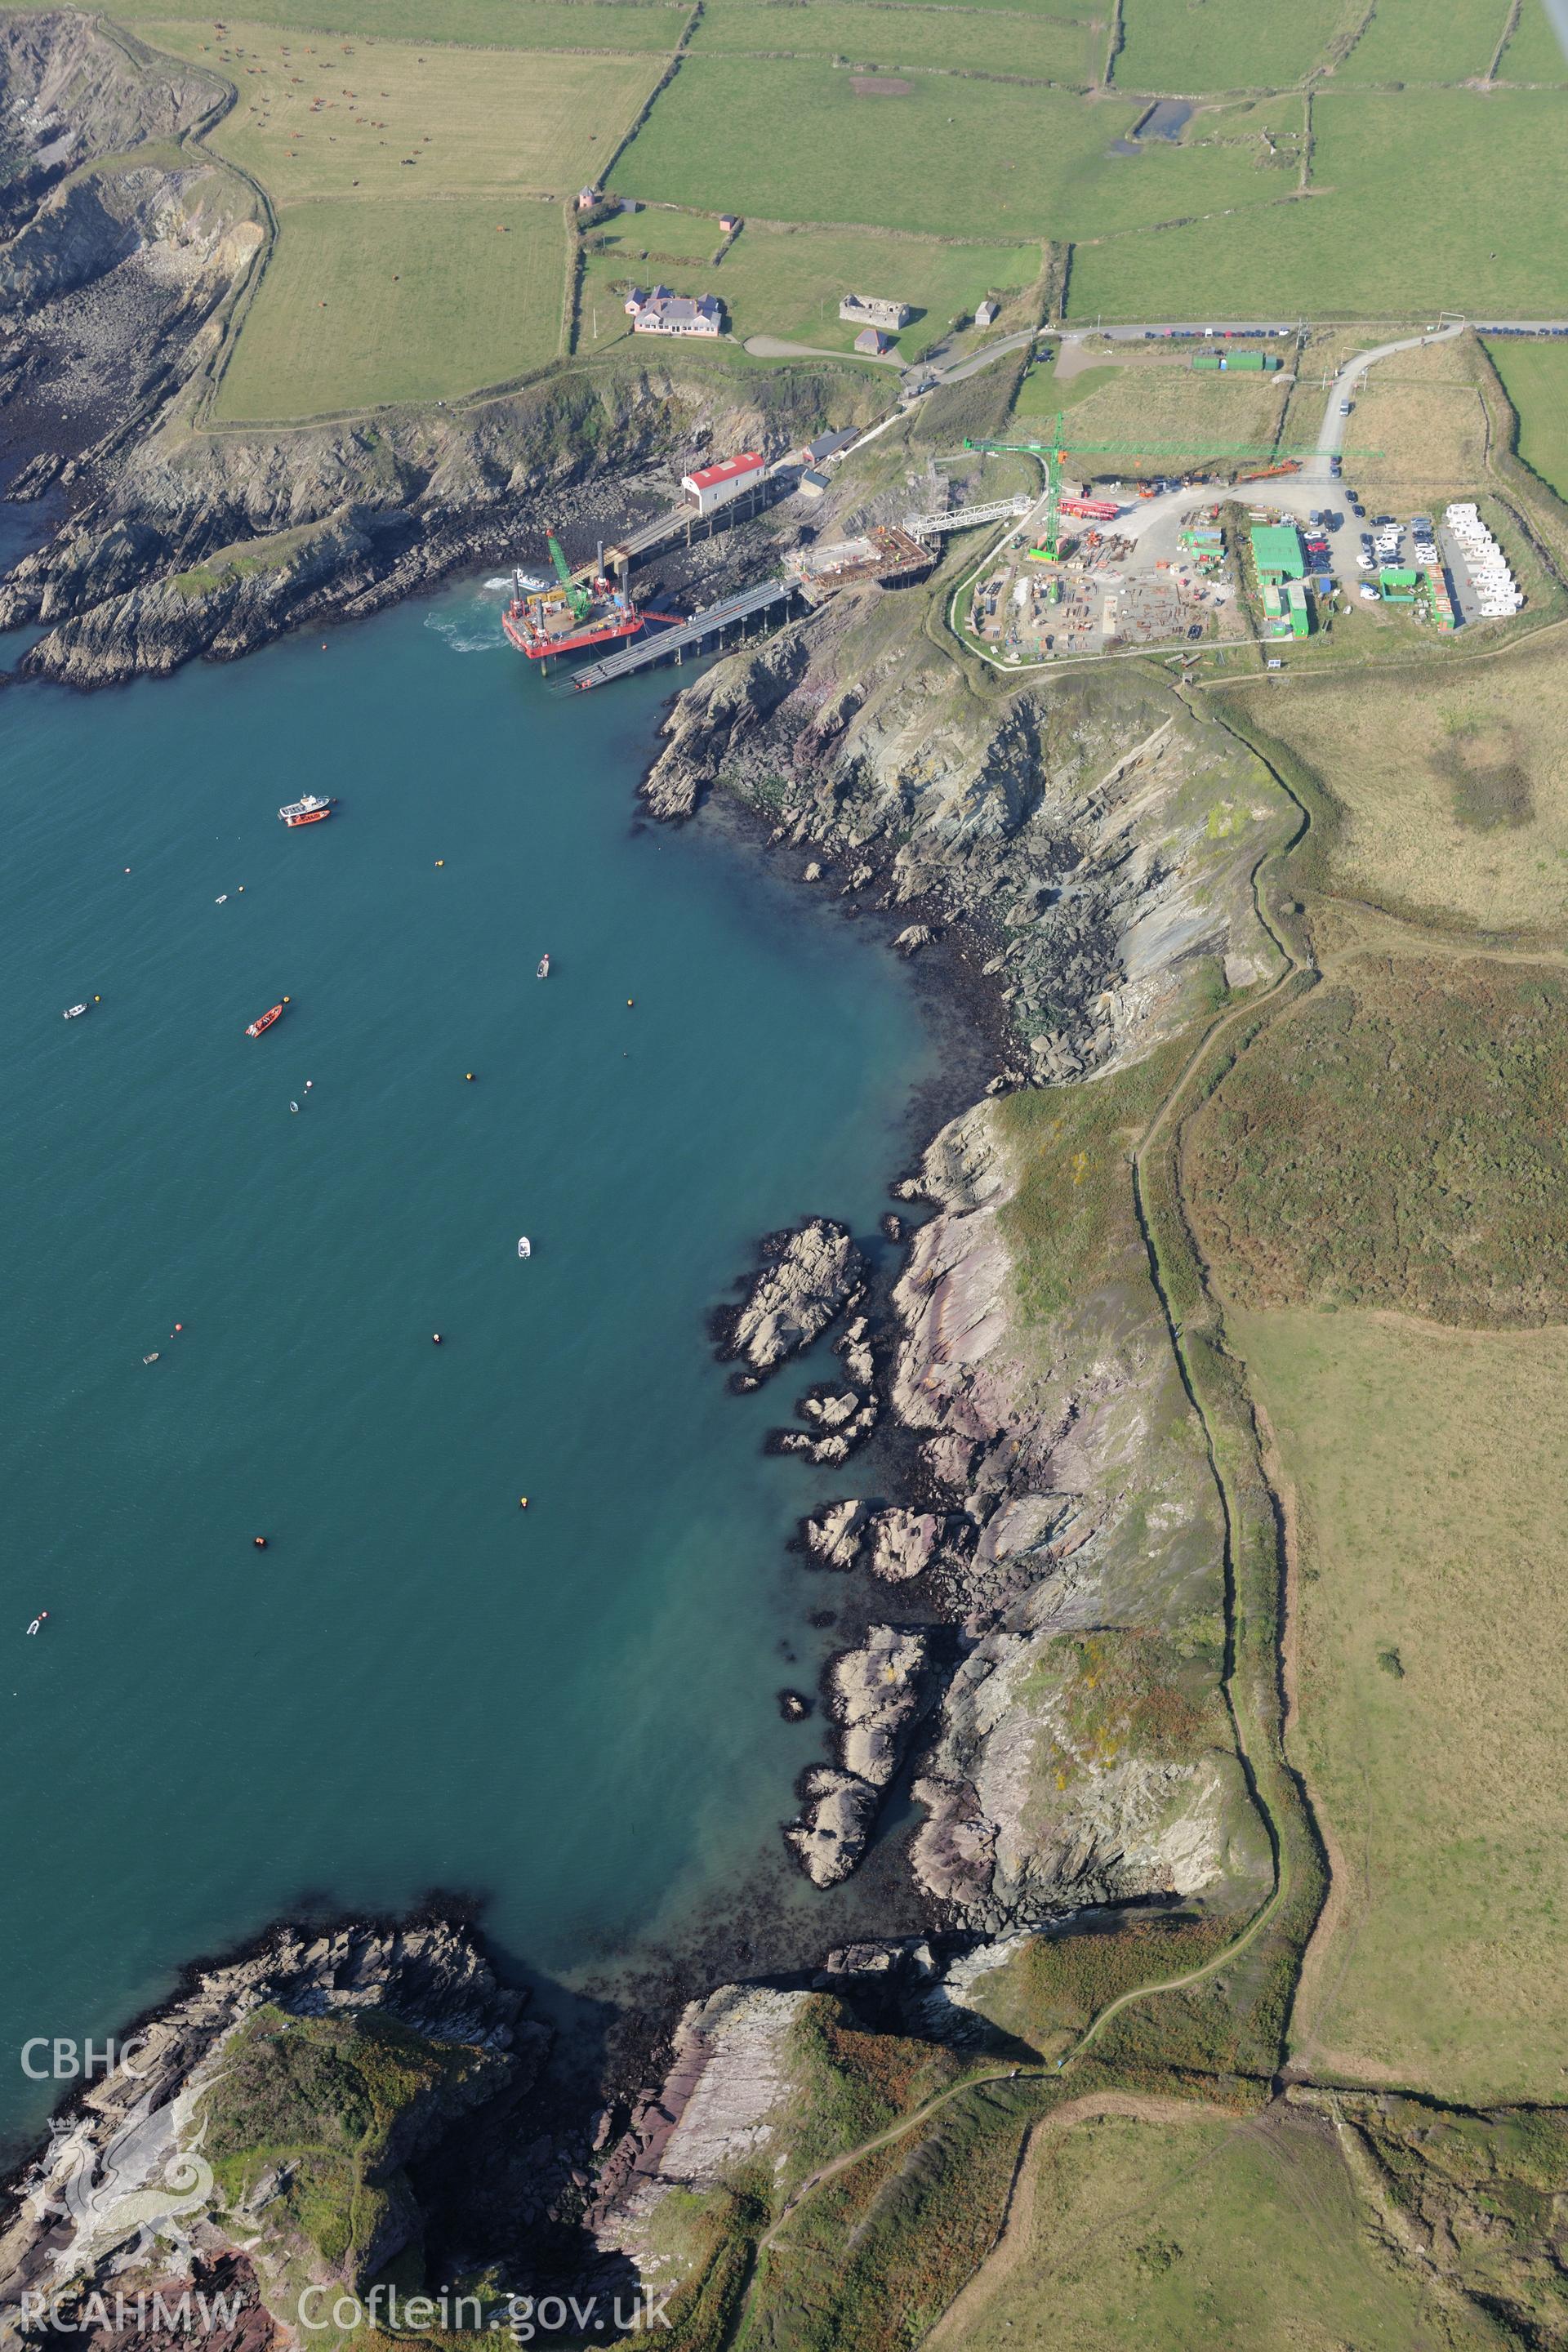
960 500 1245 662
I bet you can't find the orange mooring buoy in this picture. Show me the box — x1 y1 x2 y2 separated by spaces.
254 1535 268 1549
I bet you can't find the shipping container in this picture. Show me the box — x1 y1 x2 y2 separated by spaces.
1192 354 1226 372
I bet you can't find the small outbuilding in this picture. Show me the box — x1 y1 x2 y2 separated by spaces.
803 426 858 466
854 326 893 355
577 185 602 212
718 213 741 234
840 293 911 331
975 297 1000 327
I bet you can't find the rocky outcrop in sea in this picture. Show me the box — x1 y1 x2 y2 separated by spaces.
711 1216 866 1386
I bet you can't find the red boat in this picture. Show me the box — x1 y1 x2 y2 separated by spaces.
245 1002 286 1038
279 795 336 827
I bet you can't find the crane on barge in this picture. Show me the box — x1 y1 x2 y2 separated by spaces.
502 527 679 663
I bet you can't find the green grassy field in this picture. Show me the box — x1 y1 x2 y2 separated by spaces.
587 202 728 267
216 193 564 416
111 0 692 44
581 218 1038 353
1499 0 1568 78
1013 348 1288 445
1233 1304 1568 2105
951 2103 1502 2350
688 0 1101 79
1070 86 1568 316
132 12 662 412
1251 640 1568 933
1188 953 1568 1324
1114 0 1353 90
141 19 665 197
615 65 1299 239
1339 0 1512 81
1487 336 1568 498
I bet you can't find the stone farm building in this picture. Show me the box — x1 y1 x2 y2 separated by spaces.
840 293 911 331
624 285 724 336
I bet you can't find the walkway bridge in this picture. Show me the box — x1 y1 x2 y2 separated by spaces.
905 494 1032 541
559 579 800 691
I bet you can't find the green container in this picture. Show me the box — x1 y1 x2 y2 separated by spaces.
1192 354 1225 371
1228 351 1281 372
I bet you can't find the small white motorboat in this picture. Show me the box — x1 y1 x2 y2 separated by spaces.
143 1352 160 1365
62 1004 88 1021
518 1236 532 1259
537 953 550 979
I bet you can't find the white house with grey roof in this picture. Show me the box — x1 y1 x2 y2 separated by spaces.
626 285 724 336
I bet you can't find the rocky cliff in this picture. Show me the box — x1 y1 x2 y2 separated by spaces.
2 354 872 683
642 583 1281 1085
0 11 880 681
0 12 260 491
647 574 1290 1937
0 1921 546 2348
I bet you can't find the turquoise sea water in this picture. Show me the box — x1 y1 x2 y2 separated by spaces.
0 577 935 2147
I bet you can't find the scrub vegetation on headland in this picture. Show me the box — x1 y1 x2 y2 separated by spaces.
7 2 1568 2347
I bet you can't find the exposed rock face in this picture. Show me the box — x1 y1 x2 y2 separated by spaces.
0 11 222 225
0 1921 546 2347
804 1497 871 1570
786 1766 884 1889
889 1100 1273 1932
771 1392 878 1464
786 1626 929 1885
590 1984 810 2244
831 1624 929 1787
714 1217 866 1380
867 1507 944 1581
835 1310 875 1389
802 1500 967 1580
643 587 1283 1085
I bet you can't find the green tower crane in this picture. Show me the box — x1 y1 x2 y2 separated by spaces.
545 526 592 623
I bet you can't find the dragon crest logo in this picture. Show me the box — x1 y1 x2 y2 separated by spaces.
27 2078 222 2283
